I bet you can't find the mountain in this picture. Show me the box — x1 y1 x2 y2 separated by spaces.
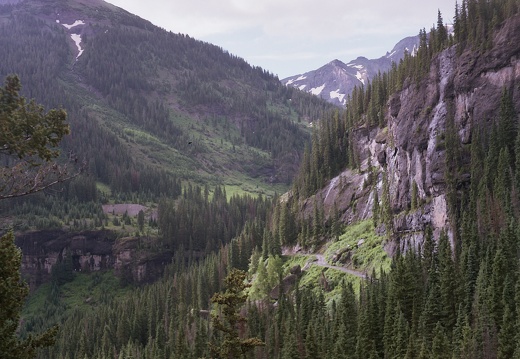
282 35 420 106
12 2 520 358
0 0 334 200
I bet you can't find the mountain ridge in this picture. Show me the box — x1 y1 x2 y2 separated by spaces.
282 34 421 106
0 0 335 198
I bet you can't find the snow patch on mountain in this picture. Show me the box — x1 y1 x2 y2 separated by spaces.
70 34 83 60
285 75 307 85
330 89 346 104
310 84 326 96
356 71 365 85
282 33 420 107
62 20 85 29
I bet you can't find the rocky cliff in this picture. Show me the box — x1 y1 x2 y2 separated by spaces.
307 14 520 252
15 229 173 289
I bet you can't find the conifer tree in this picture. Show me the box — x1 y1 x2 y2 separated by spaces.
411 180 419 210
497 88 516 159
381 171 394 238
437 10 448 50
0 231 58 359
0 75 76 200
438 231 457 330
431 322 450 359
498 302 516 359
372 186 380 228
209 268 264 359
281 319 300 359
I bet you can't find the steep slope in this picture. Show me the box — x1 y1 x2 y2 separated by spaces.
0 0 334 197
293 13 520 252
282 35 419 106
16 4 520 359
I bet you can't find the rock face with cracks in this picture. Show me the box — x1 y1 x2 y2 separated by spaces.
15 230 173 290
303 14 520 253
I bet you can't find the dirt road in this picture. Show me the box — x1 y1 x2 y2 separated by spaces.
311 254 367 278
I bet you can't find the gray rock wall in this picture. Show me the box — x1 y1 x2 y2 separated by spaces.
308 15 520 253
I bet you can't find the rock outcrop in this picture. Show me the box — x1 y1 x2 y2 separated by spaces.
15 229 173 289
307 14 520 253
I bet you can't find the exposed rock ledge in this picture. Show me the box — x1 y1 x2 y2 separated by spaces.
15 229 172 290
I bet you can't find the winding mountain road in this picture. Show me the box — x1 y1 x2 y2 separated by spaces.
309 254 367 278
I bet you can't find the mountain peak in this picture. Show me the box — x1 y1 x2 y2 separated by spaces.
282 34 420 106
328 59 345 67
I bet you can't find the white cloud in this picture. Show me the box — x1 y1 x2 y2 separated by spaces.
105 0 456 78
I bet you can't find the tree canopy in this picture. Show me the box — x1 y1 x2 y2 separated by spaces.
1 74 68 357
0 232 58 359
0 75 76 200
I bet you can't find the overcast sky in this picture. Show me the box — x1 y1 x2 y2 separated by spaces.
105 0 456 79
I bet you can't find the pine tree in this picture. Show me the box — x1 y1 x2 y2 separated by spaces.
498 304 516 359
497 88 516 160
281 319 300 359
137 209 145 232
381 171 393 238
513 275 520 358
372 186 380 228
437 10 448 50
431 322 450 359
209 269 264 358
438 231 457 330
0 231 58 358
411 180 419 210
279 201 297 245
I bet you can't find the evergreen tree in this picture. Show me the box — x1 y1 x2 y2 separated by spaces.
381 171 393 238
249 257 269 300
431 322 450 359
137 209 145 232
0 75 75 200
498 303 516 359
209 269 264 359
372 186 380 228
437 10 448 50
0 231 58 358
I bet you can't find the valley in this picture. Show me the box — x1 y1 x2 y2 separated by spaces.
2 0 520 358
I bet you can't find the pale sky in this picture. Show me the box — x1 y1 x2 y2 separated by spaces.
105 0 456 79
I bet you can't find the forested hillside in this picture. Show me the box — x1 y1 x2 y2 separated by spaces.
0 0 333 198
8 0 520 358
0 0 336 239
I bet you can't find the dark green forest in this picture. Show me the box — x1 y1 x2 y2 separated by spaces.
0 0 336 236
5 0 520 358
0 0 334 204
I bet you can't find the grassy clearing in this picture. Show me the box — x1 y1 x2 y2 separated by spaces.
281 254 362 302
281 254 315 273
59 271 131 309
297 263 362 301
325 220 391 275
23 270 132 319
96 181 112 197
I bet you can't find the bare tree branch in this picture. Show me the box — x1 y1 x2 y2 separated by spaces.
0 158 85 200
0 74 78 201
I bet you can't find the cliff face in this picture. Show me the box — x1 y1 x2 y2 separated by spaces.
313 14 520 251
15 230 172 289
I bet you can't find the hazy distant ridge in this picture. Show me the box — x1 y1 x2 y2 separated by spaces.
282 35 420 106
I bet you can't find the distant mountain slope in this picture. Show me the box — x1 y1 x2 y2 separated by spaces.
282 35 420 106
0 0 334 197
